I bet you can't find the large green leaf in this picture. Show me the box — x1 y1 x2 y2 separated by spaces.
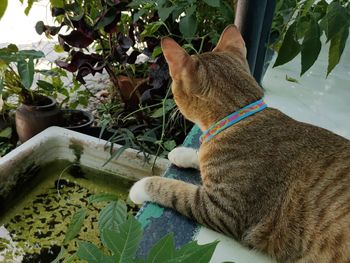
0 48 44 63
179 6 197 39
76 241 114 263
274 22 301 67
203 0 220 8
0 0 7 20
102 216 143 262
167 240 219 263
322 2 350 42
301 18 321 75
63 208 87 244
88 193 119 204
146 233 175 263
17 58 34 89
158 6 175 22
327 26 349 76
99 200 127 234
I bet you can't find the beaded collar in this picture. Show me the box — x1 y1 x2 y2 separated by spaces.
199 99 267 144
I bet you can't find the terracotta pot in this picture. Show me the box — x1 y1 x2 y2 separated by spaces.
60 109 94 133
15 96 62 142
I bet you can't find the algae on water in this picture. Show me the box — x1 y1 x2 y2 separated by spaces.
0 160 134 262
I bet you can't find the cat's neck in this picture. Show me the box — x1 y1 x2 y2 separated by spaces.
197 98 265 132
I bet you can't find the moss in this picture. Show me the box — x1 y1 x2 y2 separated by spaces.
69 140 84 163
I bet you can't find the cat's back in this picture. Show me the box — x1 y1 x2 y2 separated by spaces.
199 108 350 262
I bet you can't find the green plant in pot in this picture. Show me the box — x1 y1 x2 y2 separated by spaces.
0 44 62 143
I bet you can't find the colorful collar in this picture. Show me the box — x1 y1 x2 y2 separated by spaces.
199 99 267 144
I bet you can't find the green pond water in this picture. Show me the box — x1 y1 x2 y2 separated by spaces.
0 160 135 262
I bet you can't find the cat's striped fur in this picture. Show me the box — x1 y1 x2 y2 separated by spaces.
129 25 350 262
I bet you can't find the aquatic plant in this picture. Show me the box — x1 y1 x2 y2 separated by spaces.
54 195 219 263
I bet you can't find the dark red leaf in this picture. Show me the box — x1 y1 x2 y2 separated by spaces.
56 51 104 74
117 33 133 50
104 11 121 33
127 51 140 64
59 30 94 48
56 60 77 72
51 7 65 17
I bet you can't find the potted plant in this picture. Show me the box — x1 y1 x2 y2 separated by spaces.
0 44 63 142
0 45 94 143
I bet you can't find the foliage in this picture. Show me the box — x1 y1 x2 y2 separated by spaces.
0 44 45 104
53 195 219 263
0 0 7 20
271 0 350 76
0 126 15 157
37 67 90 109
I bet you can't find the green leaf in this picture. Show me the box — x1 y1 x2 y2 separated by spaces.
95 8 117 30
164 140 176 151
88 193 119 204
54 44 65 53
0 127 12 139
37 80 55 92
50 0 64 8
62 254 78 263
18 49 45 60
273 22 301 67
102 216 143 262
51 247 65 263
18 58 34 89
152 46 163 58
0 0 8 20
179 6 198 39
327 26 349 76
0 78 4 94
168 240 219 263
151 99 175 118
141 21 163 39
146 233 175 263
203 0 220 8
63 208 87 244
99 200 127 234
301 0 316 17
35 21 45 35
301 18 321 75
103 145 129 166
76 241 114 263
158 6 175 22
322 2 350 42
24 0 36 16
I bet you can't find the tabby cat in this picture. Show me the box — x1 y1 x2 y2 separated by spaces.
129 25 350 263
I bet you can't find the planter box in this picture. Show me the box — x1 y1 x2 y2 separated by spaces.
0 127 169 206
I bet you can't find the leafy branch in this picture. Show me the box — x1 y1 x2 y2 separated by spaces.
53 196 219 263
272 0 350 76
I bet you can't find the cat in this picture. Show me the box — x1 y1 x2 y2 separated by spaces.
129 25 350 263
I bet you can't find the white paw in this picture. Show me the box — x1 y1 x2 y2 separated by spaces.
168 147 199 169
129 177 152 204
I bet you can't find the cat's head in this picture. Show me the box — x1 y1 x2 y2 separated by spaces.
161 25 264 131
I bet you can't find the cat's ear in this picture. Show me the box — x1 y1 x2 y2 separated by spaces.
161 37 191 80
213 25 247 57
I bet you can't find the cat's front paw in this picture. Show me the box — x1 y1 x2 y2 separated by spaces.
129 177 152 204
168 147 199 169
